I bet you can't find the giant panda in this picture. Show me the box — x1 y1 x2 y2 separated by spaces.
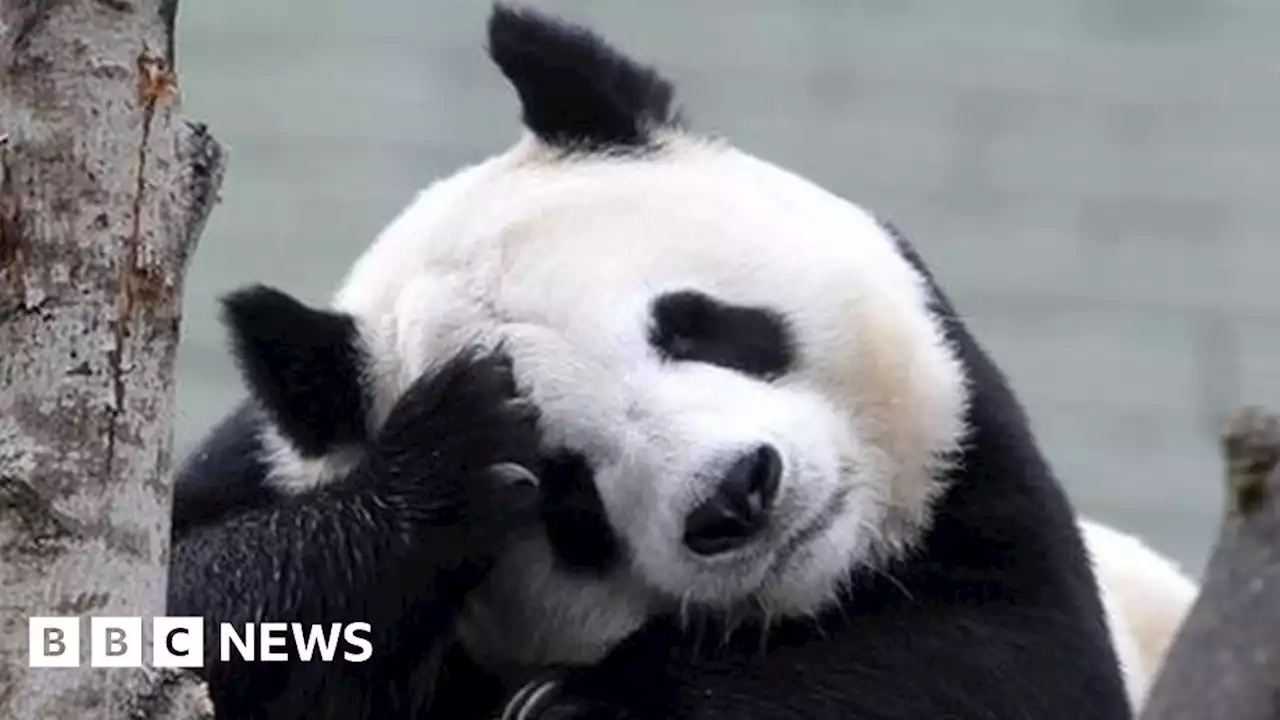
170 6 1147 719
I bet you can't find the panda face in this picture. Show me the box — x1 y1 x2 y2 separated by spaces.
229 6 972 668
329 136 969 665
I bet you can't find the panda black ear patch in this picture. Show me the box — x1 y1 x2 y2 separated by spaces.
487 4 678 151
221 285 368 458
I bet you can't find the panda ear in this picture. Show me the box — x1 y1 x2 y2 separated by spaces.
220 284 368 457
487 4 678 150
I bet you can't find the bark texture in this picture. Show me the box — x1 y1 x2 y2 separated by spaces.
1141 407 1280 720
0 0 224 716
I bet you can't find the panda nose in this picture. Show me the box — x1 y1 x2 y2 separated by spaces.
683 445 783 556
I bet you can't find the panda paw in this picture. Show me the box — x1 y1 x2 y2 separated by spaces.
501 677 633 720
370 347 543 521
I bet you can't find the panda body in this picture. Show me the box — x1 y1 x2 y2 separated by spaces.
1080 518 1199 711
170 6 1145 719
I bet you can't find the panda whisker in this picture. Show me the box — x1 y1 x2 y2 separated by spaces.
848 513 917 603
678 590 695 630
719 616 735 650
830 590 857 634
756 620 772 658
689 610 710 661
875 566 915 603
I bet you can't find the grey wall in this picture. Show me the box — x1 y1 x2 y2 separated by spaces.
174 0 1280 573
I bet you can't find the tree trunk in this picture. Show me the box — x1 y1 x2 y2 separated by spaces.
1141 407 1280 720
0 0 224 717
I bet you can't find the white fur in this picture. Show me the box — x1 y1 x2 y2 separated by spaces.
257 131 971 668
1079 518 1199 712
258 424 362 494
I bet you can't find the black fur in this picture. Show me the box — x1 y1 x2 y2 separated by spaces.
650 290 796 381
487 4 677 151
169 303 543 718
222 284 369 457
539 451 624 573
511 224 1133 720
169 402 278 532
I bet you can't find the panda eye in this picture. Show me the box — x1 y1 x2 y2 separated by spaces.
648 290 795 380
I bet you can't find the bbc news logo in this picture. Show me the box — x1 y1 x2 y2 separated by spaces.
28 617 373 667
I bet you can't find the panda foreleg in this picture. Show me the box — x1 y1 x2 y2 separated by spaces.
168 350 542 719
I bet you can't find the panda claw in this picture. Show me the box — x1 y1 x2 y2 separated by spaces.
500 677 564 720
489 461 540 489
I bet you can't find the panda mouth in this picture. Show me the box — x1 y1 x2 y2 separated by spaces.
765 484 853 578
661 486 853 613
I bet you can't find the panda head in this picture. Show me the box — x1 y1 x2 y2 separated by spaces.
226 6 969 668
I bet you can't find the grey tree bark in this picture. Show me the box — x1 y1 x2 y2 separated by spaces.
0 0 224 717
1141 407 1280 720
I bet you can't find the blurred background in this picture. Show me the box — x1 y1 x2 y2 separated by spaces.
173 0 1280 575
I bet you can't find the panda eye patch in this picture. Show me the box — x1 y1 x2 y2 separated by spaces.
649 290 795 380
